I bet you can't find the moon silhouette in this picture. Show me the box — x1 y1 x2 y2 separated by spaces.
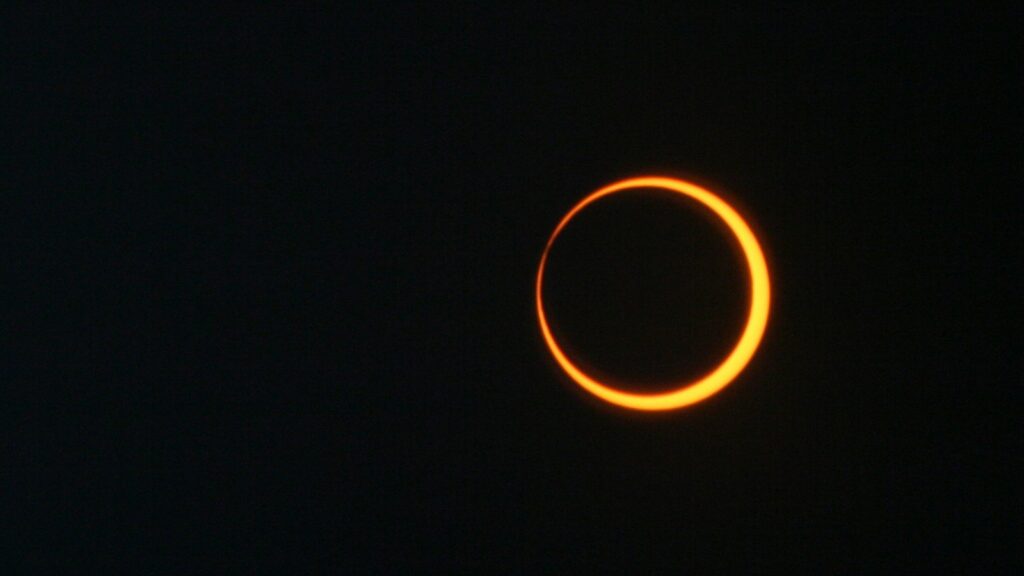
536 176 771 411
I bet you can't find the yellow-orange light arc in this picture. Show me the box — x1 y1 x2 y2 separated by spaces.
536 176 771 411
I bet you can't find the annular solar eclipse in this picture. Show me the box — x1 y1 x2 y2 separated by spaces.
535 176 770 411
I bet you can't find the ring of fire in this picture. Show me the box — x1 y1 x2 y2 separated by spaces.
535 176 771 411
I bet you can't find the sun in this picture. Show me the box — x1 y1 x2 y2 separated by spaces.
536 176 771 411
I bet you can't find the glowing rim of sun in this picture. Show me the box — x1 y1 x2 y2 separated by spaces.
535 176 771 411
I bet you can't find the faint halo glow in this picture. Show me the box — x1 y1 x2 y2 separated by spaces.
535 176 771 411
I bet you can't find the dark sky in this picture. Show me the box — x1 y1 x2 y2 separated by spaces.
6 4 1021 572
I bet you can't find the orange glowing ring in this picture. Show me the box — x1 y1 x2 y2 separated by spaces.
536 176 770 411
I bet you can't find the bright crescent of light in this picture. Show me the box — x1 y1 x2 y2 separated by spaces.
535 176 771 411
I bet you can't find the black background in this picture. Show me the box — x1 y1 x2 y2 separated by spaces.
5 4 1021 572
